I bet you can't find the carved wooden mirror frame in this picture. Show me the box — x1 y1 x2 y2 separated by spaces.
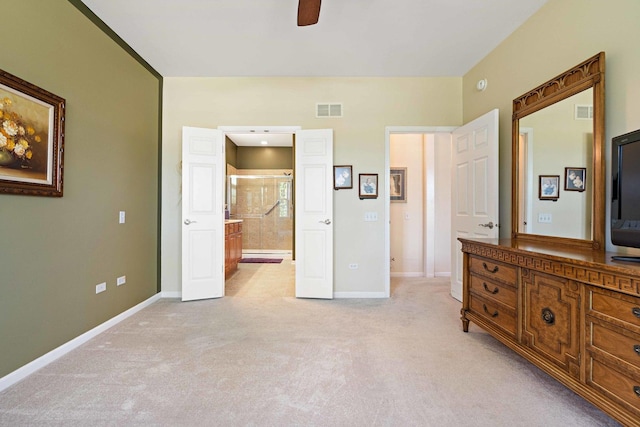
511 52 605 250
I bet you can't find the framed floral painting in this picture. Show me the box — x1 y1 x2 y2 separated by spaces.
0 69 65 196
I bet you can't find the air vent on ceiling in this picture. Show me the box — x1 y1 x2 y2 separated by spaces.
316 103 343 118
575 104 593 120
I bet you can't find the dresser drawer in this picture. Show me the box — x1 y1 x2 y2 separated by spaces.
469 273 516 309
469 255 517 285
588 288 640 331
590 358 640 414
589 321 640 370
469 294 516 336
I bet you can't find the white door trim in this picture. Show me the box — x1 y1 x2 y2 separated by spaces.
385 126 456 295
218 125 301 146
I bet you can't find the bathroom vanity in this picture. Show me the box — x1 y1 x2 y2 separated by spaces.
225 220 243 278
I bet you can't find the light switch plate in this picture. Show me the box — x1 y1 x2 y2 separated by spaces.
364 212 378 222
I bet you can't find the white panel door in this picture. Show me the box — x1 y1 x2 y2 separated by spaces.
295 129 333 299
450 109 499 301
182 126 225 301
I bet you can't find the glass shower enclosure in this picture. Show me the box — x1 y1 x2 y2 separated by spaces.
227 175 293 254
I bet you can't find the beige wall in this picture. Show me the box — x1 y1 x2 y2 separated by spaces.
0 1 160 377
463 0 640 252
162 77 462 294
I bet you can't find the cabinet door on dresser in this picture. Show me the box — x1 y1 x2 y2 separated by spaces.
521 269 581 379
586 286 640 417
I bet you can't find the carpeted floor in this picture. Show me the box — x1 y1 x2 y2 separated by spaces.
0 264 621 426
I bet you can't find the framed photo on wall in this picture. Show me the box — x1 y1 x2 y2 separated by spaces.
539 175 560 200
333 165 353 190
0 68 65 196
390 167 406 202
565 167 586 192
359 173 378 199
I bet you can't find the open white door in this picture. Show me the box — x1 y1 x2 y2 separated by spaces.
181 126 225 301
451 109 499 301
295 129 334 299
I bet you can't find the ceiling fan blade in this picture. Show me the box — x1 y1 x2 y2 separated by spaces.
298 0 321 26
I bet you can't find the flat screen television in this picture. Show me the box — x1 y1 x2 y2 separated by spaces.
611 128 640 261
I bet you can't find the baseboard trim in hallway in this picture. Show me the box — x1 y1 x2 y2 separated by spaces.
0 293 162 393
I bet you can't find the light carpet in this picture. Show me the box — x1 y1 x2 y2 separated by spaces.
0 274 620 426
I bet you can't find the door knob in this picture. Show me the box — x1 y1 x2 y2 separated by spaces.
184 219 198 225
479 221 495 229
318 219 331 225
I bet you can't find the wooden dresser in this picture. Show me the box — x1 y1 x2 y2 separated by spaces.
460 237 640 426
225 220 242 278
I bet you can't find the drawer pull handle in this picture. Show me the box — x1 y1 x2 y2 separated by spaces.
541 307 555 325
483 282 499 294
634 345 640 356
483 304 499 318
633 307 640 318
482 262 499 274
635 386 640 397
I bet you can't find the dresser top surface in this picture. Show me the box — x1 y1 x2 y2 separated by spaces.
459 237 640 276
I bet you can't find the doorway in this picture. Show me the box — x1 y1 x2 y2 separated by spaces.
222 127 297 296
385 127 455 296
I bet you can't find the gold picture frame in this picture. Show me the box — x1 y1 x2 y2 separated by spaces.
0 68 65 196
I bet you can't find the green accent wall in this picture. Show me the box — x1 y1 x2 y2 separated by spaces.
0 1 161 378
225 137 238 168
236 147 293 169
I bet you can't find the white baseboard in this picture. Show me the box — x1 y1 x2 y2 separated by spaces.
334 291 388 298
0 293 162 393
435 272 451 278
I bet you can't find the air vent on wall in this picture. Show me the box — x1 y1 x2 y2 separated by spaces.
575 104 593 120
316 103 343 118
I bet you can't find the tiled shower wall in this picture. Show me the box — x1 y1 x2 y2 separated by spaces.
229 170 293 252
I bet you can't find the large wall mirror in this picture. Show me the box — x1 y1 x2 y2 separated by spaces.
512 52 605 250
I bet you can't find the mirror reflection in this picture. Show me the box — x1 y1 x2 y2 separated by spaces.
517 88 593 240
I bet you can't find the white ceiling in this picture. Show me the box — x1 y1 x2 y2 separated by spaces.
80 0 548 146
226 132 294 147
80 0 548 78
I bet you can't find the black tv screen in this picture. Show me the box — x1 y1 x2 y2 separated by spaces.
611 129 640 250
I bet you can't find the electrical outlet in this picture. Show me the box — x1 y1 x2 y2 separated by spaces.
96 282 107 294
119 211 126 224
349 263 358 269
117 276 126 286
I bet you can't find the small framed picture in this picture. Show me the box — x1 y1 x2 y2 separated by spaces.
539 175 560 200
390 167 406 202
359 173 378 199
333 165 352 190
565 167 586 192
